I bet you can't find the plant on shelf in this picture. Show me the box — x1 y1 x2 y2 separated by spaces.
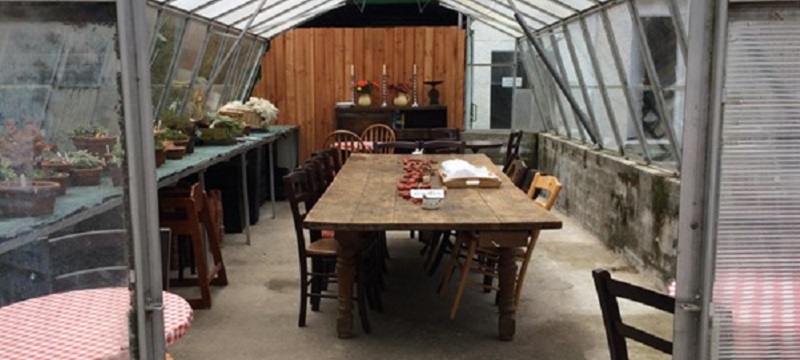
71 124 118 157
154 138 166 168
163 128 189 143
66 150 105 186
389 82 411 106
31 168 70 195
160 109 196 136
355 80 380 106
39 151 72 174
106 142 124 187
1 119 55 175
208 113 245 137
0 156 60 218
245 97 279 127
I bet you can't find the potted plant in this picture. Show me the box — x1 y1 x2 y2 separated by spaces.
1 119 56 174
32 168 70 195
67 150 105 186
160 109 197 153
389 82 411 106
40 151 73 174
71 125 118 157
106 142 124 187
355 80 380 106
155 139 166 168
163 141 187 160
163 129 190 148
0 158 60 218
209 113 246 137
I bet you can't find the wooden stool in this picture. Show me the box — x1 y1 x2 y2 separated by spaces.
159 183 228 309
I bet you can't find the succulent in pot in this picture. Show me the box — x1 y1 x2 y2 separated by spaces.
209 113 245 137
0 158 60 218
154 139 166 168
39 151 73 174
67 150 105 186
160 109 196 136
163 129 190 147
106 142 124 187
71 125 118 157
31 168 70 195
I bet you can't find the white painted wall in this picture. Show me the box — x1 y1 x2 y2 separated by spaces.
468 21 516 130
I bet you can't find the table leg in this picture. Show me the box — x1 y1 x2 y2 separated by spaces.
335 230 371 338
240 153 251 245
268 142 276 219
497 246 517 341
469 147 480 154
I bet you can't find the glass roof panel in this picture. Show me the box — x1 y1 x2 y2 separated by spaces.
169 0 215 10
514 0 572 20
215 1 268 23
195 0 251 18
248 0 336 32
550 0 597 12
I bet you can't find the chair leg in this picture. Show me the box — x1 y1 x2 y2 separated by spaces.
513 232 541 307
299 272 308 327
310 259 322 311
438 235 465 295
450 239 478 320
481 256 496 293
427 233 451 276
190 224 212 309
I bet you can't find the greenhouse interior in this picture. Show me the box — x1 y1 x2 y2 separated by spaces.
0 0 795 359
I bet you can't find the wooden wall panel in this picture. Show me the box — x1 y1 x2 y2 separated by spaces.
254 26 466 160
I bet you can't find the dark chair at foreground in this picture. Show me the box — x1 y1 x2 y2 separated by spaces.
284 169 373 333
592 269 674 360
503 130 523 170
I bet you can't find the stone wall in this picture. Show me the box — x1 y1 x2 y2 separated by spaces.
536 133 680 288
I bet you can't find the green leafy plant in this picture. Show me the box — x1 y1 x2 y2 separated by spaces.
162 129 189 141
155 140 165 151
0 158 17 182
67 150 105 169
208 113 244 137
72 125 109 138
39 151 70 165
31 168 65 179
107 142 124 166
160 109 195 134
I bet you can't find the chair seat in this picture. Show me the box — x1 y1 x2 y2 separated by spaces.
307 237 338 256
477 245 526 258
322 230 335 238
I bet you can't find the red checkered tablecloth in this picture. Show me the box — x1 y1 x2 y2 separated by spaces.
0 288 193 360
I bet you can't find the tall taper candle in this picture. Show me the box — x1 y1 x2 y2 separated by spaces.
350 64 354 76
382 64 386 75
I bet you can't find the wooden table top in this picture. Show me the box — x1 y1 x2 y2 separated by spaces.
304 154 562 232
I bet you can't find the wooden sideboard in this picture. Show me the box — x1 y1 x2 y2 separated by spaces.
334 105 448 140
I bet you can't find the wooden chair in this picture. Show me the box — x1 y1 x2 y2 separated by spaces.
361 124 396 153
421 140 466 154
503 130 523 170
284 169 372 333
592 269 674 359
47 229 129 293
311 149 336 185
504 157 529 191
158 183 228 309
323 130 367 167
527 172 562 210
372 141 419 154
438 173 562 319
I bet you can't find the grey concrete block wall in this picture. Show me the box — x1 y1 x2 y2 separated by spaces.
536 133 680 288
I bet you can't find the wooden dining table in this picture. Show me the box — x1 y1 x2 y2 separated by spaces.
304 153 562 340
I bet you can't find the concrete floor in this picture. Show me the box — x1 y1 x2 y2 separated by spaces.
170 202 672 359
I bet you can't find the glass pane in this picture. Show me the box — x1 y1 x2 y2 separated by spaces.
548 32 587 140
160 20 206 118
517 0 570 22
231 41 261 102
216 1 265 25
171 0 217 11
150 12 186 110
147 6 158 43
0 2 134 357
197 0 255 19
221 37 253 104
204 31 234 111
467 21 517 130
568 21 620 150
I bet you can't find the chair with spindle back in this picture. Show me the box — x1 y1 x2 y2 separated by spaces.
592 269 674 359
323 130 367 167
438 172 562 319
361 124 396 153
284 169 372 332
47 229 129 293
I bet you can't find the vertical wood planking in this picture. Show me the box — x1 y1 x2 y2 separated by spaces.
252 27 466 160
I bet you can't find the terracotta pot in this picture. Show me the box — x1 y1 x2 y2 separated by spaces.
70 167 103 186
173 139 190 148
0 181 60 218
155 149 166 167
165 146 186 160
109 164 123 187
40 161 72 174
35 172 70 195
72 136 118 157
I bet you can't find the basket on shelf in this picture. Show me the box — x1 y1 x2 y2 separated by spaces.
218 109 262 129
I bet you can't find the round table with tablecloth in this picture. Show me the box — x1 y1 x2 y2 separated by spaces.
0 288 192 360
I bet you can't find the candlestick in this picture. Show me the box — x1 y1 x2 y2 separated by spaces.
350 69 356 103
411 71 419 107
